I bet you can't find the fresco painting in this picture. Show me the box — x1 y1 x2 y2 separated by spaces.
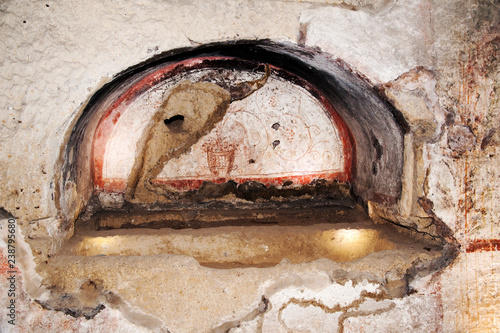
96 63 348 192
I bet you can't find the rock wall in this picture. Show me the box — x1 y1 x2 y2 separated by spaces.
0 0 498 331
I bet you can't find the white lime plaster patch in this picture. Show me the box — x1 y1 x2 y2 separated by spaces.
300 0 434 83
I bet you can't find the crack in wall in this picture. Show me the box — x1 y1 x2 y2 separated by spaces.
42 40 457 332
211 295 270 333
337 302 396 333
277 290 393 333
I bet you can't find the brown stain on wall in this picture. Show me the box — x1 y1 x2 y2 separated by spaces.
125 81 231 202
126 65 271 203
92 59 355 194
466 239 500 253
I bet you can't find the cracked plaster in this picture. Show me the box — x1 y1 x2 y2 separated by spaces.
1 0 499 331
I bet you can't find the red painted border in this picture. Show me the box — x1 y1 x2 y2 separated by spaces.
92 57 355 193
466 239 500 253
93 57 212 190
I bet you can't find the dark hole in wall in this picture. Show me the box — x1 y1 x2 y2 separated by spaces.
164 114 184 132
0 207 14 219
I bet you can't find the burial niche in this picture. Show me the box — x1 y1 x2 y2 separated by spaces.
46 42 457 323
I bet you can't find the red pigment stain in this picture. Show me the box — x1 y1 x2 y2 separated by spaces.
0 251 19 276
294 71 355 181
466 239 500 253
92 57 354 190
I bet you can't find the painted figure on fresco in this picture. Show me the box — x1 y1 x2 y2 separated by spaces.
125 64 270 202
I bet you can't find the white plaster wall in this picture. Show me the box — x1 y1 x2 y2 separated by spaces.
300 0 434 83
1 0 498 331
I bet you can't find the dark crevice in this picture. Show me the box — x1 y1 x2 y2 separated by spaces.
46 40 458 329
211 295 270 333
35 300 105 320
375 201 460 297
164 114 184 124
164 114 185 132
0 207 14 219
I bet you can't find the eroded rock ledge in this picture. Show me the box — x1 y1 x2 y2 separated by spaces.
37 184 458 332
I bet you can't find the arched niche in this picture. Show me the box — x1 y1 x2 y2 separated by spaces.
44 41 460 327
58 40 405 230
93 58 353 194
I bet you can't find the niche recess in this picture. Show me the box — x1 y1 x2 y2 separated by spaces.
60 40 406 222
44 41 458 326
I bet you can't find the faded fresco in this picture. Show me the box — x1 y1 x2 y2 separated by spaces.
99 66 346 192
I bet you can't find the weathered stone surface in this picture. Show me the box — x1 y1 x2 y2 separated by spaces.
447 125 477 153
62 40 406 225
0 0 306 232
0 0 499 331
43 243 442 332
300 0 434 83
383 67 445 142
61 221 441 265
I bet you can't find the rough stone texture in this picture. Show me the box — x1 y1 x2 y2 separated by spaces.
0 0 499 332
0 255 151 333
72 40 406 215
440 252 500 332
40 248 442 332
0 0 305 225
